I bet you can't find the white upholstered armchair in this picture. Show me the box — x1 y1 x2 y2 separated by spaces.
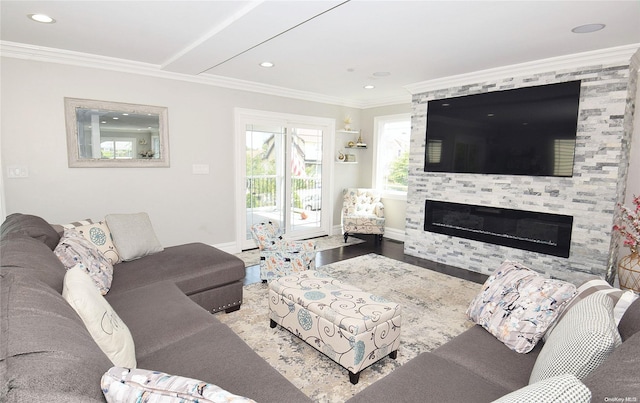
341 188 385 242
250 221 316 282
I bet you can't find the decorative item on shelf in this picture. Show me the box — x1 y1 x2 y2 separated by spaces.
347 141 356 148
345 154 356 162
337 151 345 161
356 133 367 148
613 195 640 291
344 116 352 131
139 150 155 158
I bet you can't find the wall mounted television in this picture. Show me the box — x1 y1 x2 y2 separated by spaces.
424 80 581 177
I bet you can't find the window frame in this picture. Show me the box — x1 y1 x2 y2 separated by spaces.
372 113 411 200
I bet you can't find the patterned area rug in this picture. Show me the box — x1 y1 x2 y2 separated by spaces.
216 253 482 402
235 235 365 267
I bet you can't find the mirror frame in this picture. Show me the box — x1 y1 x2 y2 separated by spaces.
65 97 169 168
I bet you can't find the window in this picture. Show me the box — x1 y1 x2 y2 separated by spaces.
374 114 411 196
100 138 136 159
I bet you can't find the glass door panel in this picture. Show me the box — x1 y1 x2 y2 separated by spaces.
288 127 323 237
244 124 285 248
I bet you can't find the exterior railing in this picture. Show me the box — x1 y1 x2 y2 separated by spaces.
246 175 320 209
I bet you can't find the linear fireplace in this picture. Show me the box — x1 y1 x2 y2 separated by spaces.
424 200 573 258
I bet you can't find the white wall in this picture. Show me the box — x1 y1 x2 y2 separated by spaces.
0 57 364 249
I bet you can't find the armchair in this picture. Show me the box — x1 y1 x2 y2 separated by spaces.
250 221 316 282
342 188 385 242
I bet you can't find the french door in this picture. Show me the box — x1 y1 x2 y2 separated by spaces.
235 109 334 251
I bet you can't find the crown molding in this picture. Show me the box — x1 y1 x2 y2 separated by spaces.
405 44 640 95
0 40 366 108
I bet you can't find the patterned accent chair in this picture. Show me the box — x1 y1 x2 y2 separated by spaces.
342 188 385 242
249 221 316 282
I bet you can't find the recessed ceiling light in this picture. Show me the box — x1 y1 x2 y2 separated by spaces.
259 61 274 68
571 23 605 34
28 13 56 23
364 85 375 89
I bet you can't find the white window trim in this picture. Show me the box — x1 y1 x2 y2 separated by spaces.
372 113 411 200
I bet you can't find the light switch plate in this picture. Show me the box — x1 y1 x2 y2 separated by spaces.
192 164 210 175
7 165 29 178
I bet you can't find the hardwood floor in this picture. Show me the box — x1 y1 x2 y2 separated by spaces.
244 234 488 285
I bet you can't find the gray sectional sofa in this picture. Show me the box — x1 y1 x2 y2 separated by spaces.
348 283 640 402
0 213 311 402
2 212 639 402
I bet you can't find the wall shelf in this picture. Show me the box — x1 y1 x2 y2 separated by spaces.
336 129 367 162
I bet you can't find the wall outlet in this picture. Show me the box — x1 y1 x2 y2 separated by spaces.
7 165 29 178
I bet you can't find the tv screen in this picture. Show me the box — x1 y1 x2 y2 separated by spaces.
424 80 581 177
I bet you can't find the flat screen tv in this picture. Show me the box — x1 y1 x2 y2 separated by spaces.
424 80 581 177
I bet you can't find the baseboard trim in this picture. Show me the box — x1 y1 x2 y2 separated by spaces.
331 225 405 242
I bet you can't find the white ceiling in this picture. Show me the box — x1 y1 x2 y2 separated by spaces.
1 1 639 107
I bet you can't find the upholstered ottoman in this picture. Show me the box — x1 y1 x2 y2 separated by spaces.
268 270 401 384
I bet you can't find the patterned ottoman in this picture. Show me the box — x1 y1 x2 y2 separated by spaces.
268 270 401 384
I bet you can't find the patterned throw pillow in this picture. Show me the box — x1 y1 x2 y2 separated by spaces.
74 221 121 264
467 261 576 353
101 367 256 403
529 292 622 384
494 374 591 403
63 267 136 368
54 228 113 295
543 278 638 341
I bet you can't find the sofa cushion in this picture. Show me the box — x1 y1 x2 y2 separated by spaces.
63 266 137 368
0 213 60 250
530 292 621 383
105 212 163 261
101 367 256 403
137 324 312 403
74 220 122 264
55 228 114 295
618 296 640 341
493 374 591 403
0 234 67 292
109 243 245 297
1 268 112 402
583 331 640 401
346 352 511 403
467 260 576 353
107 280 218 358
433 325 541 391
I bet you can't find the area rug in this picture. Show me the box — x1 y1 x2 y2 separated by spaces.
216 253 482 402
235 235 364 267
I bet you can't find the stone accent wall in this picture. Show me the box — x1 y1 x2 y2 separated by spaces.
405 60 637 283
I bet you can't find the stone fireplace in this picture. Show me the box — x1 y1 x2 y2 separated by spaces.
404 50 639 283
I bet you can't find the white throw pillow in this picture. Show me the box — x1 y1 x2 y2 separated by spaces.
529 292 621 384
105 212 163 261
493 374 591 403
101 367 256 403
62 266 136 368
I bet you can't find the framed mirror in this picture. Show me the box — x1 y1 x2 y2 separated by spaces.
65 98 169 167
